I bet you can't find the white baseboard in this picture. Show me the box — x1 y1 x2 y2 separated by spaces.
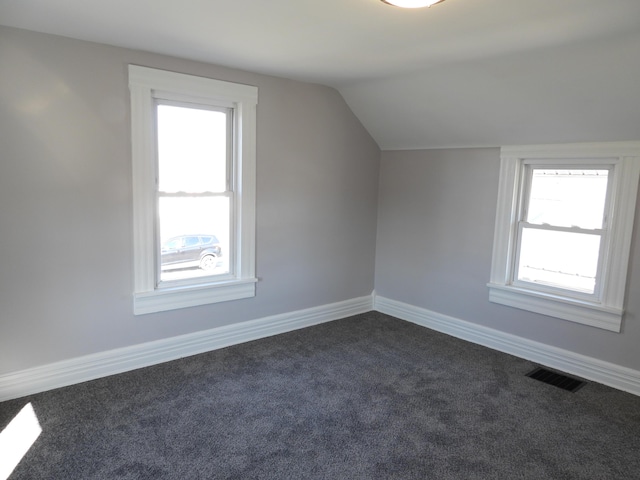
374 294 640 396
0 295 373 402
4 293 640 402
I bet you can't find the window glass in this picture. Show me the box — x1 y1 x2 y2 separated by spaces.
517 228 601 294
156 103 231 284
157 104 228 194
516 167 609 295
164 238 181 250
526 169 608 229
158 195 230 282
184 236 200 247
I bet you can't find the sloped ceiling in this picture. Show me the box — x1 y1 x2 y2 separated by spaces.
1 0 640 149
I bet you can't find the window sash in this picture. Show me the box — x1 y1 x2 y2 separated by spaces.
153 99 236 289
155 195 235 289
512 223 606 300
510 164 613 300
519 164 613 229
155 99 233 194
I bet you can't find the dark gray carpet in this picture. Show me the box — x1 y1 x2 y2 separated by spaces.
2 312 640 479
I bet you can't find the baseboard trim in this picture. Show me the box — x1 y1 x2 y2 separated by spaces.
374 295 640 396
4 293 639 402
0 295 373 402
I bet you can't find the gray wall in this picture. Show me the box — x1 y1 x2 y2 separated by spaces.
3 25 639 380
0 26 380 374
375 148 640 371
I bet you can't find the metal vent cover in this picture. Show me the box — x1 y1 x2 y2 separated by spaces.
526 367 586 393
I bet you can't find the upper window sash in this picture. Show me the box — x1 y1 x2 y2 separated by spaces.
518 163 613 230
154 99 234 195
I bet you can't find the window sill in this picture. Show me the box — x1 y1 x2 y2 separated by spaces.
487 283 622 332
134 278 258 315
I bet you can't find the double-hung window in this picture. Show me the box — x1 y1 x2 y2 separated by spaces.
129 65 258 315
488 143 640 332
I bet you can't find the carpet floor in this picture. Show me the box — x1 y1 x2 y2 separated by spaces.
2 311 640 479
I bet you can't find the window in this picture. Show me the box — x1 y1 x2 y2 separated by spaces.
515 167 608 296
488 143 640 332
129 65 258 315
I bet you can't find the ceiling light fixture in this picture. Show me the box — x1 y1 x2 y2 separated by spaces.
381 0 446 7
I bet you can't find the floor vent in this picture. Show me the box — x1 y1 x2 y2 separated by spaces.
526 367 586 392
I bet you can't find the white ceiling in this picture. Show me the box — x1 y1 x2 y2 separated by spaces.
2 0 640 149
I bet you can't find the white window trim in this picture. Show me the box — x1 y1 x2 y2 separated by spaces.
488 142 640 332
129 65 258 315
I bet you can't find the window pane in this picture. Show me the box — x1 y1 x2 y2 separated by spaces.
157 104 228 193
527 169 608 229
517 227 600 294
158 197 230 282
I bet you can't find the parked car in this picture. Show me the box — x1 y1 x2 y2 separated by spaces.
161 234 222 271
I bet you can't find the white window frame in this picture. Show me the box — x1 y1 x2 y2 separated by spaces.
129 65 258 315
488 142 640 332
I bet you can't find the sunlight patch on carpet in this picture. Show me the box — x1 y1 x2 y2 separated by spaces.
0 403 42 480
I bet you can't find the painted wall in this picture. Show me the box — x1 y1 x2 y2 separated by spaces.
3 25 638 382
375 148 640 371
0 26 380 374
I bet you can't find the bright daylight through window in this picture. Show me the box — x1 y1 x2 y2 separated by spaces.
129 65 257 315
488 143 640 332
515 168 608 295
157 104 231 282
